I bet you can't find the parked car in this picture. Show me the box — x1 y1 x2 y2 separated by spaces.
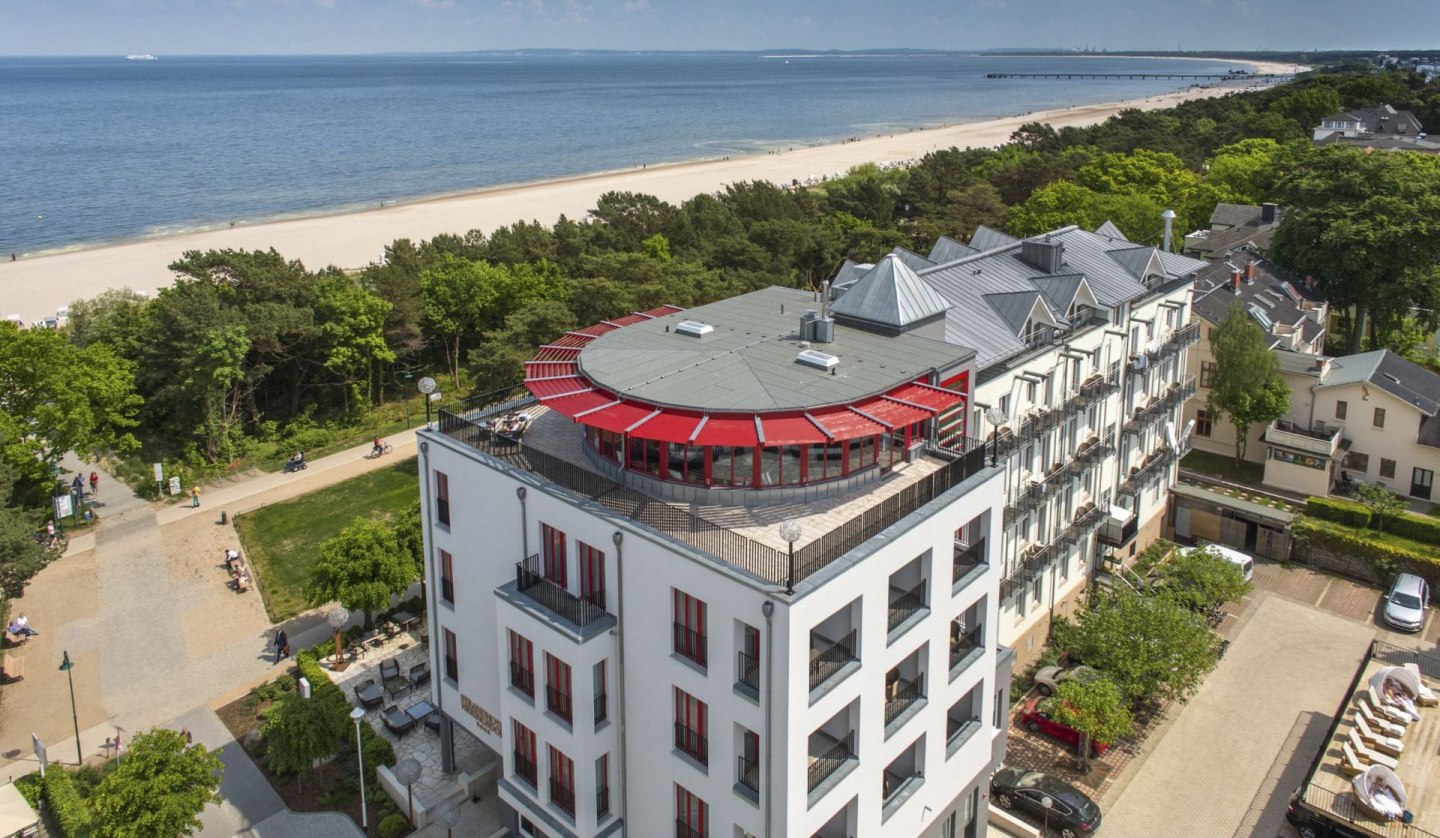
1382 572 1428 633
1199 543 1254 582
1033 664 1102 697
1018 697 1110 756
991 767 1103 838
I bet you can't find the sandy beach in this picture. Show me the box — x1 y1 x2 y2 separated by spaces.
0 61 1305 324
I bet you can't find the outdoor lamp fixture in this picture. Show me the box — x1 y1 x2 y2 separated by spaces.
393 756 422 825
778 520 802 595
350 707 369 830
985 407 1009 467
418 376 437 428
327 607 350 671
58 650 82 764
433 800 463 838
1041 794 1054 835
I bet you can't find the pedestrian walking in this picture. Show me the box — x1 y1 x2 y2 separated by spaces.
89 471 98 496
190 485 201 508
274 629 289 664
72 474 84 496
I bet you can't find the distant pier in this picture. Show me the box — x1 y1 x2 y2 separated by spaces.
986 72 1277 80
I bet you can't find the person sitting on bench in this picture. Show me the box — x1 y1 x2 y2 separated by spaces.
8 614 38 637
224 549 241 571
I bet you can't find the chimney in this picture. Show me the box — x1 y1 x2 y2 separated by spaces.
820 280 830 320
1020 238 1065 273
1245 262 1257 283
1161 208 1177 252
1231 267 1242 293
1261 202 1278 225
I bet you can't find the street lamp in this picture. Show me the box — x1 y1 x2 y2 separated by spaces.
350 707 369 831
418 376 437 428
393 757 422 825
433 799 462 838
985 407 1009 467
1041 794 1054 835
778 520 802 594
58 651 81 764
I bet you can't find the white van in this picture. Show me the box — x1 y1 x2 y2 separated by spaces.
1200 543 1254 582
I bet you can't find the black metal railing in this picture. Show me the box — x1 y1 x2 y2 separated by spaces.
596 785 610 819
1123 376 1197 435
549 777 576 817
809 630 858 690
673 622 708 668
807 731 855 792
737 651 760 692
674 722 709 765
594 692 608 725
884 676 925 725
999 542 1057 600
887 580 927 632
737 755 760 794
546 685 573 723
509 661 535 697
516 554 610 629
675 819 706 838
950 626 983 670
513 750 537 787
439 403 988 588
953 539 986 584
581 587 607 611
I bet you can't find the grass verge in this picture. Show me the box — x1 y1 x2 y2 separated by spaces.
1180 448 1264 485
236 458 419 622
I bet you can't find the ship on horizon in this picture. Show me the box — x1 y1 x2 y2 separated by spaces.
125 54 157 61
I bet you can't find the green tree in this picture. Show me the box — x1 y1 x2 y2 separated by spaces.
420 255 497 388
394 499 424 575
1352 482 1408 534
87 728 222 838
1052 588 1220 706
313 272 395 410
306 518 416 627
1154 547 1252 614
1270 86 1342 131
1206 303 1290 465
1041 677 1134 773
66 288 153 361
187 324 251 463
0 506 54 598
260 693 348 789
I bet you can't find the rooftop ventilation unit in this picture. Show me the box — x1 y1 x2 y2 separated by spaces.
796 349 839 371
675 320 714 337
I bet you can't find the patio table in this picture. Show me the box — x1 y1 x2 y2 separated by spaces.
406 699 436 724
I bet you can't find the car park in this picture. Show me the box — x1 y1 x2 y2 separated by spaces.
1019 697 1110 756
1382 573 1428 632
1033 664 1102 697
992 766 1103 838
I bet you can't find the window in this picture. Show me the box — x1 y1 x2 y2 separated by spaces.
546 653 573 723
1381 458 1397 480
548 745 576 817
512 720 538 787
1199 361 1217 389
738 728 760 794
594 660 608 726
1032 573 1044 605
738 623 761 692
443 628 458 681
596 754 611 821
1345 451 1369 473
674 688 708 765
1195 409 1212 438
541 524 567 586
509 631 534 697
673 590 708 667
439 549 454 604
1374 407 1386 429
1335 400 1348 420
435 471 450 526
578 541 605 609
675 784 708 838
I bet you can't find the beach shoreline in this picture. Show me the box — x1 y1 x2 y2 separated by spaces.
0 60 1305 323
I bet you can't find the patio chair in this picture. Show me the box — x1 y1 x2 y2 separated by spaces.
354 678 384 710
408 662 431 689
1366 687 1414 727
1357 698 1407 739
1356 715 1405 757
1402 663 1440 707
381 705 415 736
1339 743 1368 776
1348 730 1400 770
380 658 401 682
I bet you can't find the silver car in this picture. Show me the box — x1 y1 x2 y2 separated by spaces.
1383 573 1429 633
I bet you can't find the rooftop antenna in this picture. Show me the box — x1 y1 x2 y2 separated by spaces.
1161 209 1177 253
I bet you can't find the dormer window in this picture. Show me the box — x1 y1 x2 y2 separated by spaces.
1069 304 1092 324
1022 319 1048 348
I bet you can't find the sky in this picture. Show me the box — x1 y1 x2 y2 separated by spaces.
4 0 1440 56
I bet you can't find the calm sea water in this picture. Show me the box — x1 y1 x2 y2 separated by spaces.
0 52 1250 255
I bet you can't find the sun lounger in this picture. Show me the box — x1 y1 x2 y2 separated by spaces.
1366 687 1414 727
1357 697 1407 739
1340 742 1368 776
1349 730 1400 770
1356 714 1405 756
1402 663 1440 707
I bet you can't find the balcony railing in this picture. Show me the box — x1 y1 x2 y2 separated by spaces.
675 819 706 838
737 755 760 794
513 750 537 788
884 676 925 726
597 785 610 819
549 777 576 817
887 579 927 633
594 692 608 726
1123 377 1196 434
546 685 573 723
949 626 983 673
674 722 709 765
809 630 858 691
673 622 708 668
999 542 1057 600
807 731 855 792
509 662 535 697
737 651 760 693
516 554 610 628
1267 419 1343 456
947 716 983 756
953 539 986 585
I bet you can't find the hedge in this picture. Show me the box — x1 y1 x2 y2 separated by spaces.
43 770 92 837
1386 512 1440 545
1306 496 1373 528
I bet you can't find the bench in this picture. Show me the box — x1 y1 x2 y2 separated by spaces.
4 629 27 647
2 653 23 682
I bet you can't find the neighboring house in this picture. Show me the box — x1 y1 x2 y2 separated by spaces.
1313 104 1440 153
1182 203 1282 260
835 222 1205 667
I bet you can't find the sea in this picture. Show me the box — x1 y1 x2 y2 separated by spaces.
0 52 1256 256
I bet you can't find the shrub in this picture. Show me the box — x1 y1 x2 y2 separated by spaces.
378 812 410 838
1386 512 1440 546
43 770 92 838
14 773 42 809
1306 496 1372 528
359 723 396 785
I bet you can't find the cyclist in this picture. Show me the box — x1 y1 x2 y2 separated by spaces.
372 436 384 457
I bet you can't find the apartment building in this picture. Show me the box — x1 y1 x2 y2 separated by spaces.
834 224 1205 666
420 285 1011 838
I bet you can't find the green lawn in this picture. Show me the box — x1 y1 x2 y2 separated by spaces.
1180 449 1264 486
235 458 420 622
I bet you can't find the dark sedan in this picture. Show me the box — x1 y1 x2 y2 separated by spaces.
991 767 1102 838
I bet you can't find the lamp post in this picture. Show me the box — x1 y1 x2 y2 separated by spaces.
393 757 422 826
1041 794 1054 835
418 376 437 428
778 520 802 594
433 799 462 838
985 407 1009 467
58 651 81 764
350 707 369 831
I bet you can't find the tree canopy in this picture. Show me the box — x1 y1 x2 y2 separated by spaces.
87 728 223 838
1207 303 1290 464
260 693 349 788
1154 547 1252 613
305 518 417 626
1041 677 1134 772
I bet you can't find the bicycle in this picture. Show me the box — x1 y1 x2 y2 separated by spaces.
369 441 394 459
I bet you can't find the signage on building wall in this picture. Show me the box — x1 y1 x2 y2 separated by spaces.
460 694 502 736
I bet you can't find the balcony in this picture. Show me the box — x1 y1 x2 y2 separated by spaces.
594 692 608 726
1128 322 1200 374
509 662 535 698
1266 419 1343 458
675 820 706 838
1123 377 1197 435
1074 436 1115 466
597 785 610 820
881 767 924 822
809 631 858 692
883 676 926 736
953 539 987 591
736 650 760 695
546 685 573 724
549 777 576 817
947 715 982 758
515 554 610 629
673 622 708 668
807 731 856 793
737 755 760 797
674 722 709 765
1097 506 1138 549
999 542 1056 600
949 626 984 680
1120 442 1182 495
886 579 928 638
513 750 537 788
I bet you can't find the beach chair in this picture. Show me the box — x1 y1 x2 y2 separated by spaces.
1357 698 1407 739
1366 687 1414 727
1356 714 1405 756
1340 742 1368 776
1401 663 1440 707
1349 730 1400 770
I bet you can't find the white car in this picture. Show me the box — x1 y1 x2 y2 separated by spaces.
1033 664 1102 697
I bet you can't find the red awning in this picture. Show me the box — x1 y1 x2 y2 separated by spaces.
580 402 660 435
525 361 580 379
886 382 965 413
573 324 618 338
642 304 685 317
857 397 931 428
527 376 593 400
627 411 704 444
544 391 616 418
808 407 886 440
551 333 595 349
760 415 828 446
691 415 760 447
533 345 582 361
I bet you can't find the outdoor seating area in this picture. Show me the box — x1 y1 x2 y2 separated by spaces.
222 548 252 594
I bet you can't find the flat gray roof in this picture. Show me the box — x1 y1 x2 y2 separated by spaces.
576 286 974 412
